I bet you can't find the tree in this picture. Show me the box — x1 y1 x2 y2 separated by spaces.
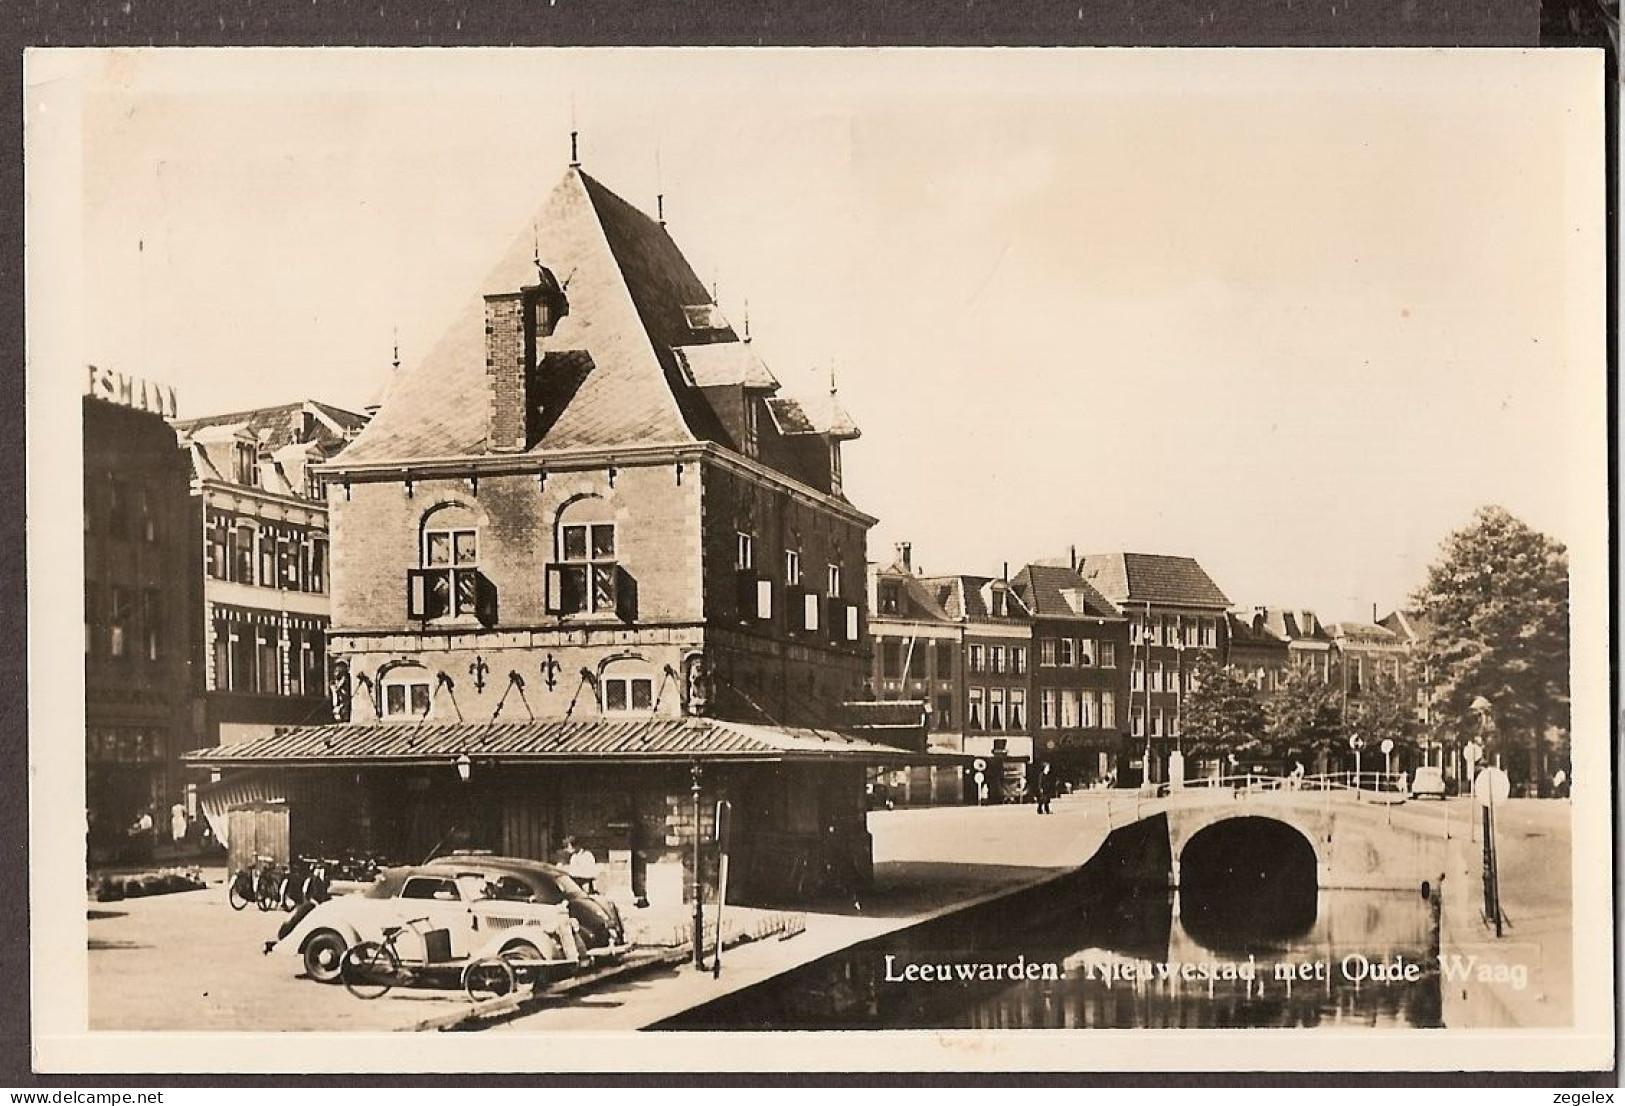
1264 664 1345 768
1411 505 1569 788
1346 675 1417 769
1181 652 1266 758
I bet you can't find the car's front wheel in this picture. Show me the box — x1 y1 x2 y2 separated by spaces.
301 929 348 984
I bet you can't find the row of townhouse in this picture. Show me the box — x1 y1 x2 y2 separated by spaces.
868 547 1438 803
84 376 367 862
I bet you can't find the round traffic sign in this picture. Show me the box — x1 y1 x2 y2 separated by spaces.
1380 739 1394 755
972 771 985 785
1348 735 1365 751
972 757 988 772
1472 766 1511 806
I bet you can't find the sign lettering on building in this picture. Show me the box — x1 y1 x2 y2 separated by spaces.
86 364 179 418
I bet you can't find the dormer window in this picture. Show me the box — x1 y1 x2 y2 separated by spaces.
991 588 1007 617
743 399 760 458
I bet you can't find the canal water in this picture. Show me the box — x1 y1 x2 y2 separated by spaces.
654 818 1442 1031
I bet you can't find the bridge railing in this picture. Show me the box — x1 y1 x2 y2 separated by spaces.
1100 770 1412 828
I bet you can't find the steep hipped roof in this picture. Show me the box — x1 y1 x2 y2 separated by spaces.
334 167 847 469
1010 564 1120 621
1075 553 1231 611
337 169 701 463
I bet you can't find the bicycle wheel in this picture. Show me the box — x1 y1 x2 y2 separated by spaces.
462 956 516 1003
227 874 251 911
340 941 400 1000
256 876 279 912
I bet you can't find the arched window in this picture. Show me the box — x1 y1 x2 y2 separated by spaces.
600 657 655 715
409 503 492 622
380 663 432 720
547 497 631 619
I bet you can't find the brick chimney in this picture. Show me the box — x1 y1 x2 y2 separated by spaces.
485 268 570 454
895 541 912 572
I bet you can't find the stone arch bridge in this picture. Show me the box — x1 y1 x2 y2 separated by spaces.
1114 786 1450 891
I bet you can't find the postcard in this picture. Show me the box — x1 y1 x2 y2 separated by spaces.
25 46 1612 1074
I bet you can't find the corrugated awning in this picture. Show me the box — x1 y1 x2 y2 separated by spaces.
180 717 949 769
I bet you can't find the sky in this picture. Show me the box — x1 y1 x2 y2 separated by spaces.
40 48 1605 623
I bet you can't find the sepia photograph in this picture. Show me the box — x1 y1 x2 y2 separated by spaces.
25 46 1612 1073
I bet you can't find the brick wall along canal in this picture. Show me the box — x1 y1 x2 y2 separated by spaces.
653 815 1443 1031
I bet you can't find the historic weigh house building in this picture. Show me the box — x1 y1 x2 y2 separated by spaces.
187 157 912 906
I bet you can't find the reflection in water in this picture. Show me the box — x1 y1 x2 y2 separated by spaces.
1180 816 1320 952
656 834 1441 1031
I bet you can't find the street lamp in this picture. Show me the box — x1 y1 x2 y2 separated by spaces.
1348 733 1365 794
453 753 472 784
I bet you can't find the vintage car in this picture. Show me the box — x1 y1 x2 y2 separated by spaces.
1409 765 1449 800
422 853 630 960
268 865 584 984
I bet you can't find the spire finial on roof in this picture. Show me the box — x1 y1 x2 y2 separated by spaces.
391 327 400 372
570 130 580 168
532 221 540 267
742 297 750 342
830 359 838 396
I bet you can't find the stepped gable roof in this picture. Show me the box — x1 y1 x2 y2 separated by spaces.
1010 564 1120 621
335 168 730 466
1075 552 1231 610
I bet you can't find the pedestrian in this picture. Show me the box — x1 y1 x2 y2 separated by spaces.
1035 763 1053 815
170 803 188 847
1552 767 1568 798
562 834 599 894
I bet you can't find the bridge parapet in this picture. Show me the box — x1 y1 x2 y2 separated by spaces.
1124 789 1447 891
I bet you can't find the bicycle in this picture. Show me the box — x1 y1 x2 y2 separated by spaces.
277 855 333 911
339 917 454 1000
227 855 284 912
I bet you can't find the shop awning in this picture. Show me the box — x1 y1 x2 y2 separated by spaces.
181 716 959 769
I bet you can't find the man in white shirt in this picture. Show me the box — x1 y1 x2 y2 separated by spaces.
563 835 599 893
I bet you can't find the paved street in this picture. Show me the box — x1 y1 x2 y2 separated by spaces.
88 797 1115 1032
87 794 1573 1032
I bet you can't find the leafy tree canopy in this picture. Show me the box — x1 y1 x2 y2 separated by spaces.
1411 505 1569 781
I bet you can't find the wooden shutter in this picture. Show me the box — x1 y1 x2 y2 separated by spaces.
614 565 638 623
474 571 499 626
